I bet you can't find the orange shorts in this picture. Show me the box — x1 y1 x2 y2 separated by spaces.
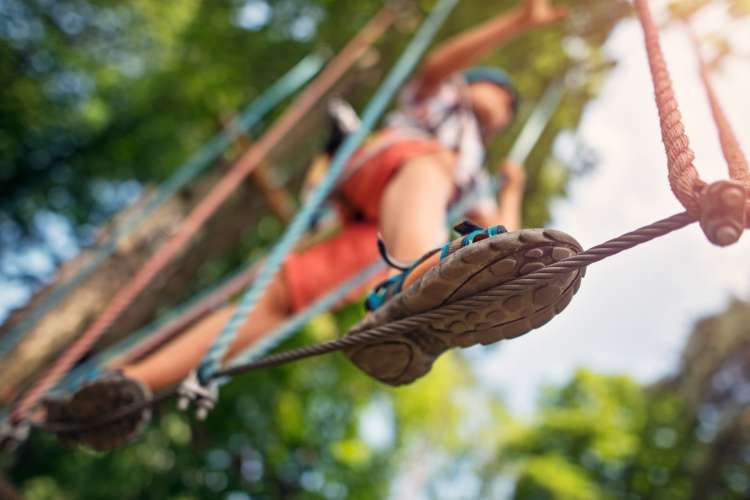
283 133 447 312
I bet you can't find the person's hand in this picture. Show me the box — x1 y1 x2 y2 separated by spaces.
520 0 569 28
498 160 526 189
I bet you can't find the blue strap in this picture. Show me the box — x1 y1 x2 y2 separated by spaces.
0 54 325 359
196 0 461 384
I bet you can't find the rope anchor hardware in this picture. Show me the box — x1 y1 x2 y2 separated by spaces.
698 180 748 246
176 371 219 421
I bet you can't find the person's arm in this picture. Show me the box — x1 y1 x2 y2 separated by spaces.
414 0 568 98
468 160 526 231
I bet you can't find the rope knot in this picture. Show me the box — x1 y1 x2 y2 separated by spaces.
698 180 747 246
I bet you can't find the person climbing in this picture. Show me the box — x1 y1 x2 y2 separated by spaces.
46 0 584 450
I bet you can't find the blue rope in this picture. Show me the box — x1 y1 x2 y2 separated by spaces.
196 0 460 383
0 54 324 358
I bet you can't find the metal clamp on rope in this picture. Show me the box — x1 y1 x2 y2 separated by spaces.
0 419 30 454
176 371 218 421
698 180 747 247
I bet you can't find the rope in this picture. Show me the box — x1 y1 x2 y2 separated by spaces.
8 5 396 425
216 212 696 378
195 0 460 383
0 54 323 359
688 27 750 187
31 210 698 435
633 0 706 214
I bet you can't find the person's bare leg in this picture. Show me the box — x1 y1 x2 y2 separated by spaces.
121 275 291 392
379 153 455 285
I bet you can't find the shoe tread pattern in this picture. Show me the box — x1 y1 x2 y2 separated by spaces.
45 375 152 451
346 229 584 386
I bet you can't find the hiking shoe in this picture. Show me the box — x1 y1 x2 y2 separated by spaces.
345 221 584 386
43 372 151 451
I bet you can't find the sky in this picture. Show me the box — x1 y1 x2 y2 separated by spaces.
472 1 750 415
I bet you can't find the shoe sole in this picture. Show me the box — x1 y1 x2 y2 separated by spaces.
345 228 584 386
48 376 152 451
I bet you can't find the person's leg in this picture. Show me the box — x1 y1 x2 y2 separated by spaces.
378 152 456 289
494 160 526 231
119 220 382 393
379 152 455 263
121 275 291 392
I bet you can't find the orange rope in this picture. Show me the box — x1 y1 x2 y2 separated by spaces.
8 5 396 424
633 0 706 214
688 26 750 187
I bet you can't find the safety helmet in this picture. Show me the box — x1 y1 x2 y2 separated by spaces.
464 66 520 116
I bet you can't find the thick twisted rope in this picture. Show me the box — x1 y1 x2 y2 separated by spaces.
688 27 750 188
8 5 396 425
0 54 323 360
633 0 706 213
195 0 460 383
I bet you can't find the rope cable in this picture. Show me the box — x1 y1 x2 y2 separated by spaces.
687 26 750 187
215 212 696 379
32 211 699 436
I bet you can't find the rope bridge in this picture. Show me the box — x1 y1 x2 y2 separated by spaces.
3 0 749 444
